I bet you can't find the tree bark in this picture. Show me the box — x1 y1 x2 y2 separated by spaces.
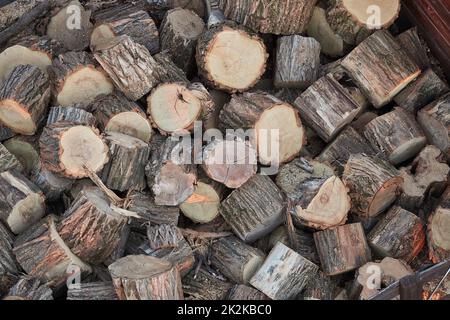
4 277 53 300
427 187 450 263
227 284 268 300
183 267 232 300
67 281 118 300
302 271 340 300
147 224 183 250
47 106 96 127
396 27 431 71
0 142 23 173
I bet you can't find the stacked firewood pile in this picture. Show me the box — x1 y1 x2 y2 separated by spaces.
0 0 449 301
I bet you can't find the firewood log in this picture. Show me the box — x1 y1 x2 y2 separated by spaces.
316 126 375 175
0 125 14 142
91 6 159 54
31 165 74 201
100 132 150 192
46 0 93 51
13 215 92 286
219 91 305 166
417 93 450 157
341 30 421 108
67 282 118 300
210 236 265 284
302 271 340 300
3 135 40 176
0 223 20 295
4 278 53 300
276 158 350 230
47 106 96 127
220 174 284 243
147 224 183 250
0 170 45 234
152 51 189 84
294 74 361 142
109 255 184 300
250 242 319 300
219 0 317 35
104 224 130 266
145 0 206 21
57 187 129 265
39 122 109 179
183 267 232 300
368 206 425 262
145 134 197 206
0 142 23 173
196 22 268 93
314 223 371 276
0 65 50 135
227 284 268 300
364 108 426 165
326 0 401 45
180 181 221 224
397 27 431 71
351 112 379 135
50 51 114 107
427 187 450 263
159 8 205 73
342 154 403 220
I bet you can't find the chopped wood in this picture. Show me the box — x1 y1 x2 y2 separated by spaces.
0 142 23 173
47 106 96 127
183 267 232 300
302 271 340 300
180 181 221 224
427 188 450 263
147 224 183 250
67 282 118 300
3 135 40 175
227 284 268 300
397 27 431 71
4 277 53 300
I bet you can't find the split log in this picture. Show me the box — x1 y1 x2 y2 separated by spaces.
302 271 340 300
4 278 53 300
0 65 50 135
180 181 221 224
196 23 267 93
101 132 150 192
368 206 425 262
227 284 268 300
341 30 421 108
219 0 317 35
50 51 114 107
326 0 401 45
314 223 371 276
276 158 350 230
39 122 109 179
274 35 320 89
109 255 183 300
219 91 305 165
92 92 152 143
294 74 361 142
0 142 23 172
397 27 431 71
67 282 118 300
145 134 197 206
316 126 375 174
57 187 129 265
47 106 96 127
394 69 448 113
0 170 45 234
417 93 450 157
342 154 403 220
220 175 284 243
250 242 319 300
363 108 426 165
210 236 265 284
427 188 450 263
91 7 159 54
159 8 205 73
46 0 93 51
183 267 232 300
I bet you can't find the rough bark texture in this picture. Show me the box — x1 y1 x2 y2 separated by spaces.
4 277 53 300
147 224 183 250
183 267 232 300
0 222 20 296
427 188 450 263
227 284 268 300
0 142 23 172
302 271 340 300
67 282 118 300
397 27 431 71
47 106 96 127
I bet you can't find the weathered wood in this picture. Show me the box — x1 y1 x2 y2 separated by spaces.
0 221 19 296
302 270 340 300
0 142 23 172
4 277 53 300
180 181 221 224
183 267 232 300
0 125 14 142
3 135 40 175
397 27 431 71
314 223 371 276
67 282 118 300
47 106 96 127
145 0 206 21
427 187 450 263
147 224 182 250
153 51 189 84
227 284 268 300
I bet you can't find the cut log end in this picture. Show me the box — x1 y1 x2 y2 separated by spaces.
342 0 401 28
180 181 220 224
368 177 404 217
0 99 36 135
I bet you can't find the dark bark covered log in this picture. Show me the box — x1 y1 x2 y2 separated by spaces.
109 254 184 300
4 277 53 300
210 236 265 284
0 222 20 296
39 122 109 179
427 187 450 263
196 22 267 93
227 284 268 300
159 8 205 73
294 74 361 142
0 125 14 142
183 267 232 300
50 51 114 107
219 0 317 35
0 142 23 172
367 206 425 262
351 112 378 135
30 165 74 201
180 181 221 224
396 27 431 71
0 65 50 135
364 108 426 165
342 154 403 220
153 51 189 84
314 223 371 276
302 271 340 300
67 281 118 300
47 106 96 127
341 30 421 108
220 174 284 243
101 132 150 192
104 224 130 266
145 0 206 21
147 224 183 250
3 135 40 176
250 242 318 300
275 35 320 89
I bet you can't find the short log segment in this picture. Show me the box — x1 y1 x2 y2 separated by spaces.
67 282 118 300
367 206 425 262
364 108 426 165
39 122 109 179
180 181 221 224
294 74 361 142
427 188 450 263
219 0 317 35
0 222 19 294
0 170 45 234
341 30 421 108
396 27 431 71
4 278 53 300
314 223 371 276
220 175 284 243
250 242 318 300
51 51 114 107
147 224 183 250
227 284 268 300
219 91 305 166
210 236 265 284
275 35 320 89
47 106 96 127
196 23 267 92
342 154 403 220
0 65 50 135
101 132 150 192
302 271 340 300
183 267 232 300
0 142 23 172
109 255 183 300
159 8 205 73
